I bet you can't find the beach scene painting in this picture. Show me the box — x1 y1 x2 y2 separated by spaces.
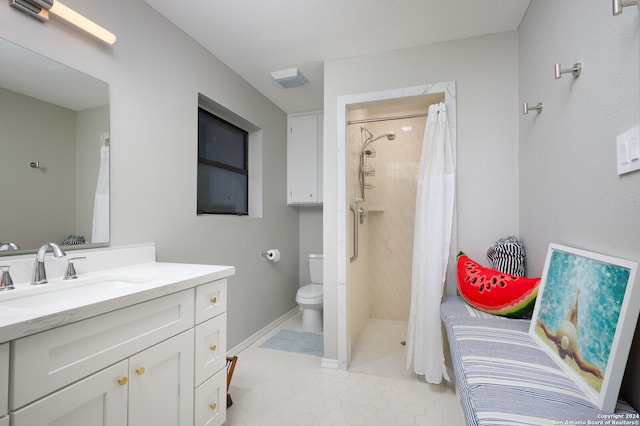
530 244 640 412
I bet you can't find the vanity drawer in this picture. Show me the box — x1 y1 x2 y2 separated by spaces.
195 279 227 324
11 289 194 409
194 313 227 386
194 368 226 426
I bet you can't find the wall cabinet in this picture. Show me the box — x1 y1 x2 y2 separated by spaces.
287 111 323 205
8 278 228 426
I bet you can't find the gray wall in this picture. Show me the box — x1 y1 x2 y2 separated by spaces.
0 0 299 350
298 207 323 282
519 1 640 410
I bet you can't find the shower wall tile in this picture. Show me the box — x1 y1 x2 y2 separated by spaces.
366 114 426 321
347 105 430 324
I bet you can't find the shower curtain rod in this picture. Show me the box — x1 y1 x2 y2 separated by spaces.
347 112 428 125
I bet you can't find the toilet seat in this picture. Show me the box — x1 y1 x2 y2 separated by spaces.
296 284 323 304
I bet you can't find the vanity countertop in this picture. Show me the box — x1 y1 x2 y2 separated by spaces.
0 261 234 343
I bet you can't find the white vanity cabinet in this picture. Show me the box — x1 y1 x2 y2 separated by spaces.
7 276 229 426
287 111 323 205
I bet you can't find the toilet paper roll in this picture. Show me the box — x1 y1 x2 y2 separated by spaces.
265 249 281 262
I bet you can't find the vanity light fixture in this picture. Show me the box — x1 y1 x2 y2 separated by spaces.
613 0 639 15
270 68 308 88
9 0 117 45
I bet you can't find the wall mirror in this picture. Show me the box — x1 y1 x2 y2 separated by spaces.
0 37 110 255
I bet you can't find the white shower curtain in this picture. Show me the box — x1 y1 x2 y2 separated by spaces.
405 102 455 384
91 146 110 243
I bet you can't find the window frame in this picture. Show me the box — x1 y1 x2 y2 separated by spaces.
197 107 249 216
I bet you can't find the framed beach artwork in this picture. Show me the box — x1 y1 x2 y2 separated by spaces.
530 244 640 412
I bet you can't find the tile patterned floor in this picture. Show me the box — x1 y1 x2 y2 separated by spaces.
225 313 464 425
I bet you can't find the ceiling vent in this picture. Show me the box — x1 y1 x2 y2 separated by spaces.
270 68 308 88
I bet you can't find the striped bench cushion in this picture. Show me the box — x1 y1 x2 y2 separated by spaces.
441 297 638 425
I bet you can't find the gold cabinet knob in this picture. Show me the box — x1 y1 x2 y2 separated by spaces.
117 376 128 386
209 402 217 410
210 297 218 304
209 344 217 351
136 367 145 376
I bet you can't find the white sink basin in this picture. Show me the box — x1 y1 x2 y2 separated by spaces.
0 276 148 310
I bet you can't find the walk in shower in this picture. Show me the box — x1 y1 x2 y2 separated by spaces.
345 93 445 380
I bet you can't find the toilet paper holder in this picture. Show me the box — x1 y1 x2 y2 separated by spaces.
261 249 281 262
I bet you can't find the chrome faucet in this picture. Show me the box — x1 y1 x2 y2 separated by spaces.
32 243 66 285
0 242 20 251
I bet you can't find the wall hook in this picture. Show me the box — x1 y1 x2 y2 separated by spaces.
523 102 543 115
613 0 639 15
29 161 40 168
555 63 582 79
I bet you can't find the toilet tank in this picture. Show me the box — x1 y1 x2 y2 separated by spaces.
307 253 323 284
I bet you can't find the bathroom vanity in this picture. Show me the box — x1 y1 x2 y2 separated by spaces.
0 244 233 426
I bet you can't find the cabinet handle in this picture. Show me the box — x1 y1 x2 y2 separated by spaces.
117 376 128 386
210 403 217 410
136 367 145 375
210 344 217 351
210 296 218 304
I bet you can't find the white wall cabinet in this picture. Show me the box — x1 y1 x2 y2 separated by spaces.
287 111 323 205
8 279 228 426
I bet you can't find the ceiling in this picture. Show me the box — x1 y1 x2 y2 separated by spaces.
144 0 531 114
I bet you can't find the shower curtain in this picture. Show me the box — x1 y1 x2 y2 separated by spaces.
91 145 110 243
406 102 455 384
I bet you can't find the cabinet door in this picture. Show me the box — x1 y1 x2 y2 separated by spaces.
288 112 323 205
11 360 128 426
128 329 195 426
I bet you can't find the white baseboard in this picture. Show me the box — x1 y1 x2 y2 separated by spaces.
227 307 299 356
320 358 339 369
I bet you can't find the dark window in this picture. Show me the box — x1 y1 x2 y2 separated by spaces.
197 108 248 215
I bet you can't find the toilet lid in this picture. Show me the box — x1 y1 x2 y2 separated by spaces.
297 284 323 300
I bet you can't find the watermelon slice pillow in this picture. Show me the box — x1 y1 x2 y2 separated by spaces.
456 252 540 318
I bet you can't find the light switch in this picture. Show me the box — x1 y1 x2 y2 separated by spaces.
617 125 640 175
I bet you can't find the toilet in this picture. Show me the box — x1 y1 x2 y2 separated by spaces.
296 253 323 332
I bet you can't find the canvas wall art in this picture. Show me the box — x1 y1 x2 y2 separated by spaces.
530 244 640 412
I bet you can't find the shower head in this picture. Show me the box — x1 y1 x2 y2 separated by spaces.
368 132 396 143
361 127 397 150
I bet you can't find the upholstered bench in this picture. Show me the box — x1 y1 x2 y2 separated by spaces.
441 296 638 425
